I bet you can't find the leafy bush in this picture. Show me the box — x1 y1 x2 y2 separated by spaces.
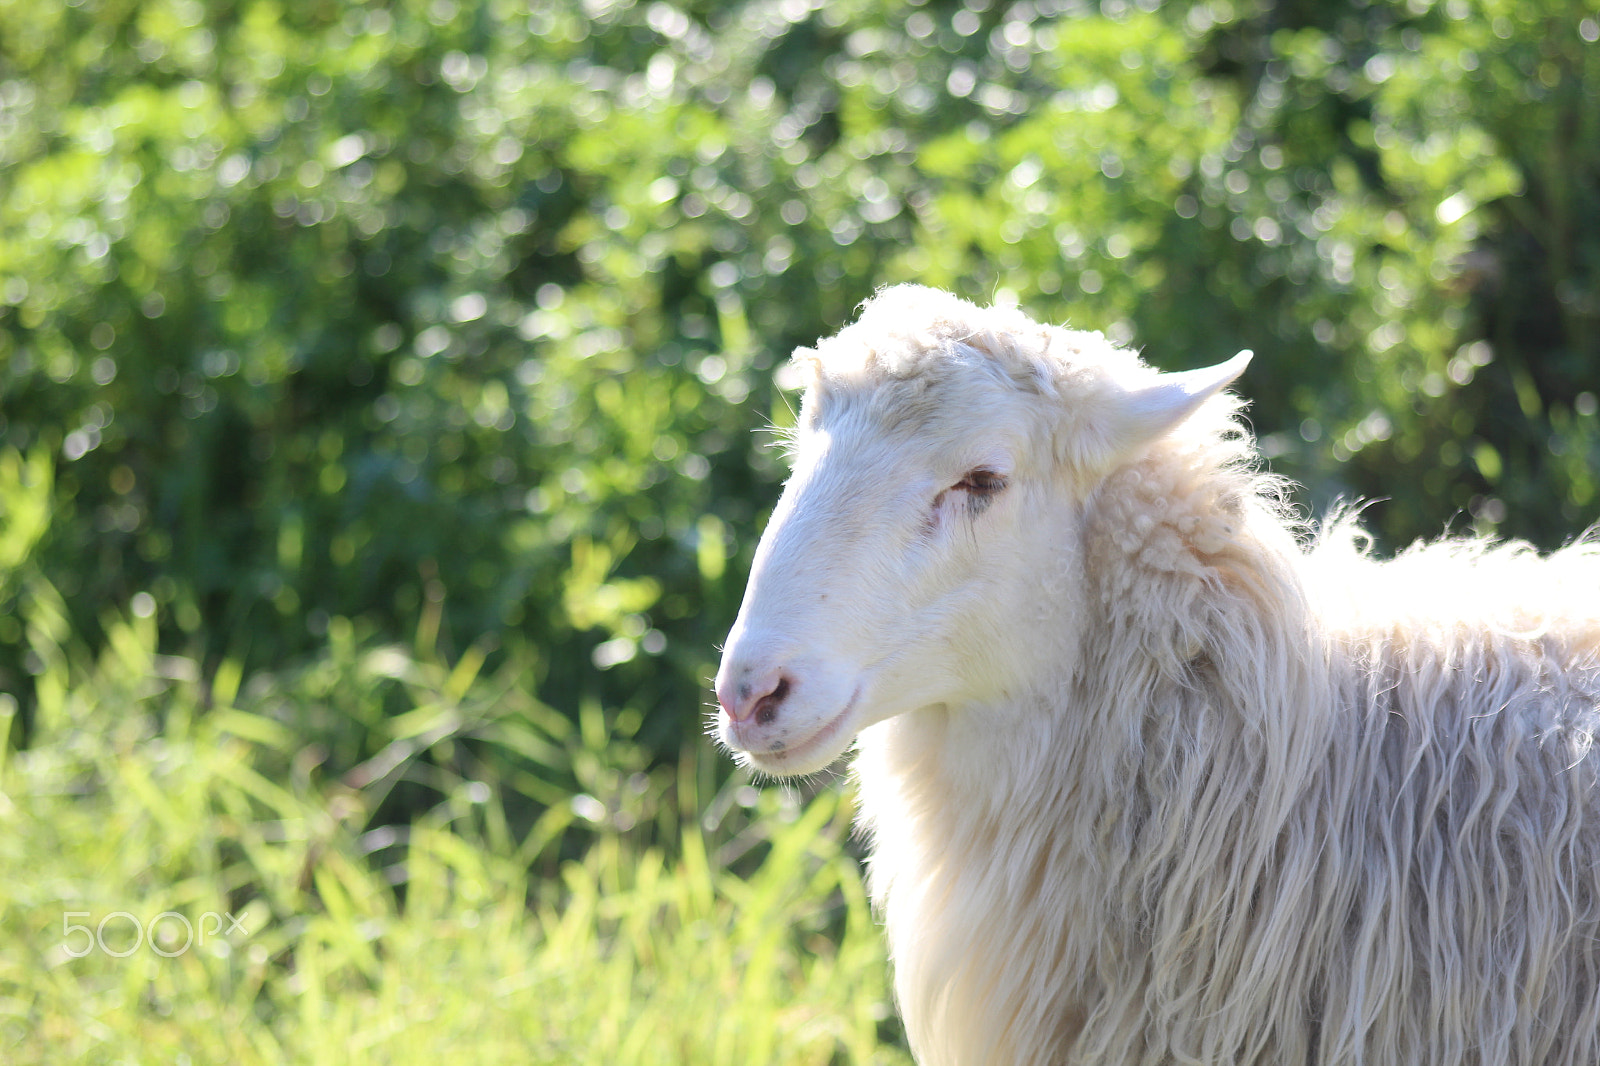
3 0 1597 763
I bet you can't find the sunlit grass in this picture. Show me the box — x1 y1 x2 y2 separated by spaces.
0 586 906 1065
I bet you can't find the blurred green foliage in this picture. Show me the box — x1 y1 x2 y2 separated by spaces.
0 567 900 1062
1 0 1596 1057
2 0 1597 767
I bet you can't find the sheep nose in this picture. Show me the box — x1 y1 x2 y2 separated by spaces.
716 667 793 726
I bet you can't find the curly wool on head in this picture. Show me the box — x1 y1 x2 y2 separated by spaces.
718 285 1600 1066
794 286 1229 482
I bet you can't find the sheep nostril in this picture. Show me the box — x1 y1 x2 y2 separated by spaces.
753 675 791 726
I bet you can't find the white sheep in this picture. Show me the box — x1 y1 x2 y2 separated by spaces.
713 284 1600 1066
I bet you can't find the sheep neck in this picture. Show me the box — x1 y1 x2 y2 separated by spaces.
851 448 1329 1066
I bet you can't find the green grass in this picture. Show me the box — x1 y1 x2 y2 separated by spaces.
0 583 908 1065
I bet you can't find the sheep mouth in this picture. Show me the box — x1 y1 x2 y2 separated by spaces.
745 685 863 775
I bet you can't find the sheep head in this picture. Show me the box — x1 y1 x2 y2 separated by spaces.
714 285 1249 776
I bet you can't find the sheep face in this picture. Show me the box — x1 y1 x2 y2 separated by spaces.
715 365 1079 776
714 289 1249 777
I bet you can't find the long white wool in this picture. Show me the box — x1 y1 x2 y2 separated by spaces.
818 286 1600 1066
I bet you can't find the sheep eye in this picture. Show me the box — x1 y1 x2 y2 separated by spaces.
953 469 1007 496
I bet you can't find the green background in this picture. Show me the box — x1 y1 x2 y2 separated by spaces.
0 0 1596 1060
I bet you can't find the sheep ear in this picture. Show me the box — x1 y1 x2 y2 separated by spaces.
1110 349 1252 451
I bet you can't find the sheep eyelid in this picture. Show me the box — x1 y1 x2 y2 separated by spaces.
952 469 1008 495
